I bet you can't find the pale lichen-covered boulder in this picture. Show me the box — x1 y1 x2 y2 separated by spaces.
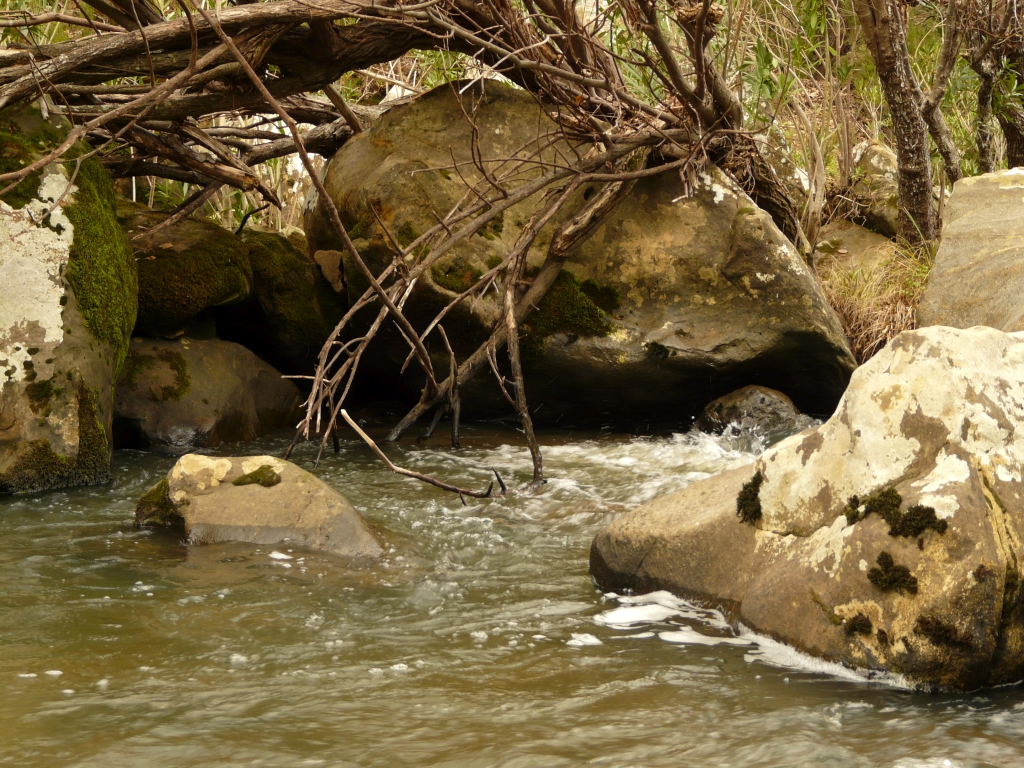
850 141 899 238
917 169 1024 332
592 326 1024 689
113 338 301 452
135 454 385 559
0 107 137 494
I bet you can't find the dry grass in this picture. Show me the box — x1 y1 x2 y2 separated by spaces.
816 245 933 364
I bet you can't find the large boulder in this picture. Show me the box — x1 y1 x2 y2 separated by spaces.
123 205 345 373
527 166 856 420
121 201 252 338
917 170 1024 332
113 338 301 452
306 83 856 424
850 141 899 238
592 326 1024 690
0 106 137 494
135 454 385 559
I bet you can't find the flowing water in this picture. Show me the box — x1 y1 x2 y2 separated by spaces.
2 426 1024 767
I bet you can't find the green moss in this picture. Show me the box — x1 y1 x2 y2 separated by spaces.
233 464 282 488
644 341 670 361
431 254 483 293
845 488 947 537
396 220 419 247
580 279 621 313
736 470 763 524
845 613 873 636
0 120 41 209
867 551 918 595
0 381 110 495
134 477 180 528
479 211 504 241
120 348 191 401
521 271 611 360
485 255 503 270
914 615 973 649
63 158 138 373
135 217 251 337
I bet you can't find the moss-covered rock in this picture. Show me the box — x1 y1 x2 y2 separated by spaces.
113 338 301 453
0 103 135 495
121 201 252 338
215 230 346 374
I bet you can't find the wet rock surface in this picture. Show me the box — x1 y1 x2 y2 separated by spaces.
135 453 385 559
917 169 1024 332
113 338 301 453
592 326 1024 690
696 385 815 439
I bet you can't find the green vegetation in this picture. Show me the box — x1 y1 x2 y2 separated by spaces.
520 271 611 360
64 158 138 373
914 615 974 649
233 465 283 488
867 551 919 595
846 487 947 537
134 477 180 527
431 254 483 293
0 382 109 495
845 613 873 636
736 471 764 524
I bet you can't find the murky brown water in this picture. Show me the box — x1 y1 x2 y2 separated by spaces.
2 426 1024 767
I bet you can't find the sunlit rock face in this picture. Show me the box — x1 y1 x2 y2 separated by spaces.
135 454 386 560
305 81 855 426
917 169 1024 333
0 107 136 494
592 326 1024 690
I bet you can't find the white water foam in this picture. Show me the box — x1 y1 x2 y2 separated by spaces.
596 592 910 688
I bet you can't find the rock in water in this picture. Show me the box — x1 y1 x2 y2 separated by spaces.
135 454 385 559
0 106 137 494
113 338 301 452
917 169 1024 332
592 326 1024 690
696 385 815 439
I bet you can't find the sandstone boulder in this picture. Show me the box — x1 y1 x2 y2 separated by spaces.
592 326 1024 689
113 338 301 452
696 385 815 439
1 106 137 494
851 141 899 238
814 220 895 272
527 165 856 421
135 454 384 559
917 169 1024 332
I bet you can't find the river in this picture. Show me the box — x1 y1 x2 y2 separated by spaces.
2 426 1023 767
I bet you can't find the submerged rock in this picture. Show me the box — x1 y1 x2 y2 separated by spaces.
591 326 1024 690
696 385 814 439
136 454 385 559
917 169 1024 332
0 106 137 494
113 338 301 452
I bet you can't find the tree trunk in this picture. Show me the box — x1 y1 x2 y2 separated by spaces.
974 63 997 173
852 0 935 243
997 106 1024 168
